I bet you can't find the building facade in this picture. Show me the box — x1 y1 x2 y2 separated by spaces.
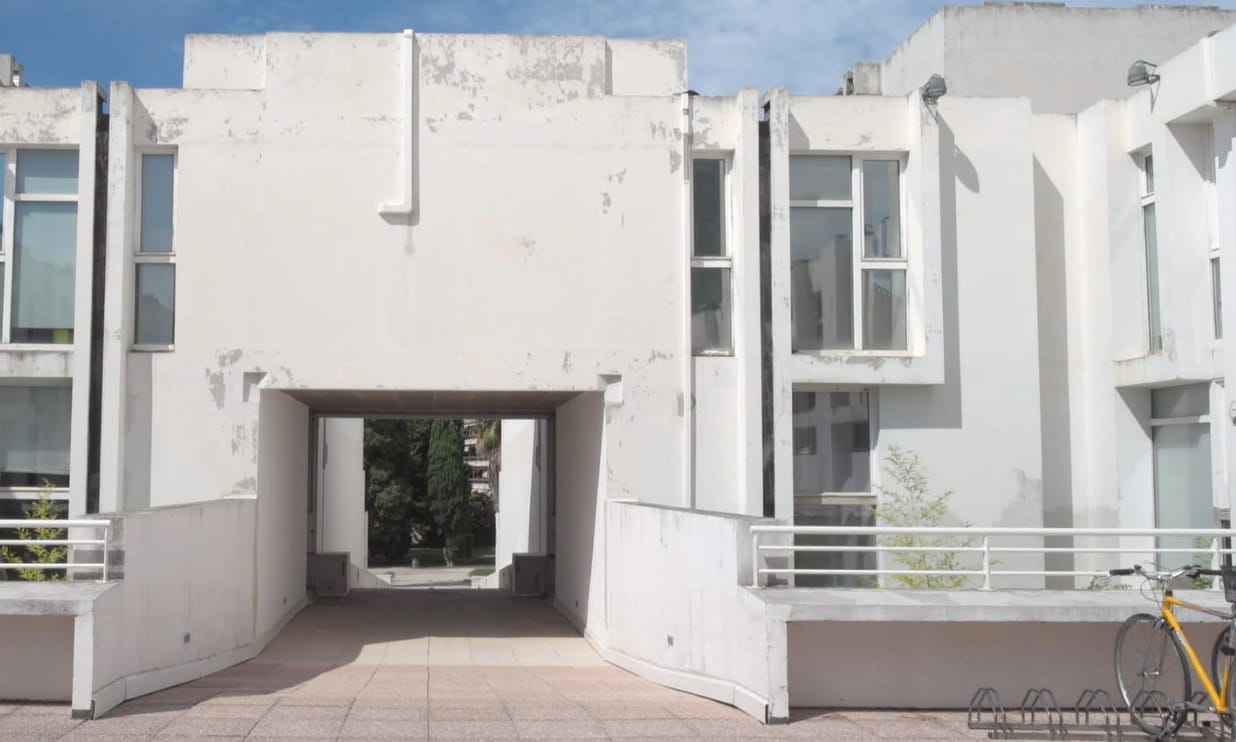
3 1 1236 722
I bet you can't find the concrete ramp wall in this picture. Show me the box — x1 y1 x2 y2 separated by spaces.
91 496 259 716
603 501 786 722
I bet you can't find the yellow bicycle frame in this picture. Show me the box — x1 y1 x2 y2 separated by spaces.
1162 592 1233 713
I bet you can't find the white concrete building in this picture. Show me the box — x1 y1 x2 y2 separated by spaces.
3 1 1236 724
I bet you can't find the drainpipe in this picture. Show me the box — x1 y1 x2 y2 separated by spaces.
680 91 695 510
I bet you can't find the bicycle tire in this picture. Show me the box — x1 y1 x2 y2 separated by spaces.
1115 612 1191 738
1213 625 1236 728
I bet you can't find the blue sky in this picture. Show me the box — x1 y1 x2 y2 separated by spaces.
5 0 1236 95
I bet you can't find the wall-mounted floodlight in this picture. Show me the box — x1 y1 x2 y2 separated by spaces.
1127 60 1159 87
921 74 947 104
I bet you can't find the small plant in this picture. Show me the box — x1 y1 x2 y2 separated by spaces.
0 484 68 582
869 447 976 589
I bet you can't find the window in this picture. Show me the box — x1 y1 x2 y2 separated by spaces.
790 155 906 352
0 385 71 488
134 153 176 347
1205 131 1222 341
791 390 871 497
1139 151 1162 353
690 157 732 354
2 149 79 344
1213 258 1223 340
1150 384 1214 555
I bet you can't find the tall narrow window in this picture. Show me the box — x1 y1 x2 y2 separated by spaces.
1205 130 1222 341
690 157 732 354
1150 384 1214 556
1213 258 1223 340
134 153 176 347
1140 151 1162 353
0 384 72 488
791 155 907 352
5 150 78 344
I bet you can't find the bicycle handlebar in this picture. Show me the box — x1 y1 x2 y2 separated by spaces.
1108 564 1224 581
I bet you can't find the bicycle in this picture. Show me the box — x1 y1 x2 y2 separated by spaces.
1109 564 1236 739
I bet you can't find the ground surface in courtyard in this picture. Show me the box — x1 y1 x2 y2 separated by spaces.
0 590 997 740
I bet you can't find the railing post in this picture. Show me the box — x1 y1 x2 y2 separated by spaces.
101 523 109 582
1213 537 1223 591
751 531 761 588
980 536 992 591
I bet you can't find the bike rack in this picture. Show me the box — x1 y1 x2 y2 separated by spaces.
967 686 1233 740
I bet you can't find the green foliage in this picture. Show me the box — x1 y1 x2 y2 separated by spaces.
869 446 976 589
427 419 472 566
476 419 501 506
0 486 68 582
364 419 434 561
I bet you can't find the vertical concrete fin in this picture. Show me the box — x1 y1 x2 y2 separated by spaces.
379 30 418 219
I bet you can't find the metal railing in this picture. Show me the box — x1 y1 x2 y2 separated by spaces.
749 525 1236 589
0 518 111 582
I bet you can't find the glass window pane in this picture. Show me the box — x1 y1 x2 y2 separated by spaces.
1213 257 1223 340
791 208 853 350
136 264 176 346
16 150 78 195
863 269 907 351
692 159 725 257
862 160 901 258
690 267 731 353
12 202 76 344
790 156 851 201
140 154 175 254
1144 203 1161 352
1151 383 1210 420
1153 422 1213 556
791 391 870 493
1144 154 1155 195
0 385 71 487
793 504 875 588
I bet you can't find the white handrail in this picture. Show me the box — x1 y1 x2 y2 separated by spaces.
0 518 112 582
749 525 1236 590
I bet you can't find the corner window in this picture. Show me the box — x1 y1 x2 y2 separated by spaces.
690 156 732 354
134 153 176 348
1 149 79 345
1139 150 1162 353
790 155 907 352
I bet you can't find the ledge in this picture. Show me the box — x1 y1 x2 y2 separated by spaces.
0 582 117 616
753 587 1232 623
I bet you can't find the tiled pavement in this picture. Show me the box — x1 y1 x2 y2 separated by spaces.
0 590 994 740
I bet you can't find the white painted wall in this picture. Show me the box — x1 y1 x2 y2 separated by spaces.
254 390 307 639
553 392 606 639
318 418 366 587
493 419 548 585
876 4 1236 114
605 500 784 722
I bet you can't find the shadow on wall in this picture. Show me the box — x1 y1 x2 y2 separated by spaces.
552 392 605 635
881 114 971 431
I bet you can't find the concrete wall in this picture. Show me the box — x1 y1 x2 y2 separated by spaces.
318 417 366 587
255 390 307 639
0 616 73 701
876 4 1236 114
605 501 783 721
90 497 256 713
553 392 606 638
788 619 1224 708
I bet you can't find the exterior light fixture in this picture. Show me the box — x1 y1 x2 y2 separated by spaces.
921 74 947 104
1127 60 1159 87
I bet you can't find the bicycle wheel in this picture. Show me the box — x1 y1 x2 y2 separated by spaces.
1115 613 1191 738
1213 626 1236 729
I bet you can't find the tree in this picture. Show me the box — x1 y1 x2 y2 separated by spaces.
869 446 976 589
0 485 68 582
427 419 472 566
363 419 435 561
475 419 501 507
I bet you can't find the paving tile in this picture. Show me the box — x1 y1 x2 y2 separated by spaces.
580 701 675 720
263 704 349 721
427 718 518 739
247 717 344 738
178 703 270 720
860 718 960 739
339 717 429 738
512 718 608 738
155 716 260 737
662 696 752 720
682 718 784 737
503 702 590 720
270 695 353 707
7 704 74 717
0 715 83 737
68 710 179 736
601 718 696 737
429 704 511 721
347 704 430 721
